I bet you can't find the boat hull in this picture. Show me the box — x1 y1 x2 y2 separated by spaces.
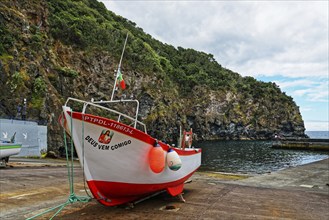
87 171 195 206
63 108 201 206
0 143 22 159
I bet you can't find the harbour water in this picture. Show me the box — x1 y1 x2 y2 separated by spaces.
305 130 329 139
198 133 329 174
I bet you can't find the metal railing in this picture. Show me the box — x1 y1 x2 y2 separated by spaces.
64 97 147 133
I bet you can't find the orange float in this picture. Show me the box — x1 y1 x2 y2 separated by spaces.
149 143 165 173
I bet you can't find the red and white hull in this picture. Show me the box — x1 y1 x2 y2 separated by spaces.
62 107 201 206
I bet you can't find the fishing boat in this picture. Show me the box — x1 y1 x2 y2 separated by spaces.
60 35 202 206
0 133 22 166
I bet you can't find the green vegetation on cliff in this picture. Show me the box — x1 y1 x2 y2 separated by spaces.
0 0 306 151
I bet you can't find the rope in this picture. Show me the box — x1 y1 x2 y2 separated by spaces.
81 113 93 198
26 112 91 220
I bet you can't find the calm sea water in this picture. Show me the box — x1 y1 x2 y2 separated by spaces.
197 138 328 174
305 130 329 139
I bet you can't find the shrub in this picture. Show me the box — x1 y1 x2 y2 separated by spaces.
55 66 79 78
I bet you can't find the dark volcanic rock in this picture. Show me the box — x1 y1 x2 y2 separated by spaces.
0 0 307 154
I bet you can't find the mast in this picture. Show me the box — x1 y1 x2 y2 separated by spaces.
111 33 129 101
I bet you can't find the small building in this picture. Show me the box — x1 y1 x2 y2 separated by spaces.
0 119 47 157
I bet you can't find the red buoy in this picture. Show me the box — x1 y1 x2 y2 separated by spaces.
149 143 165 173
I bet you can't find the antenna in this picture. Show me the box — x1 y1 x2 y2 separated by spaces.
111 33 129 101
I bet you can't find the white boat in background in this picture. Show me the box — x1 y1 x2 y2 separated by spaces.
0 133 22 167
60 35 202 206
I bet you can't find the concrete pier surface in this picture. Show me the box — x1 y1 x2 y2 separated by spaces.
272 138 329 151
0 158 328 219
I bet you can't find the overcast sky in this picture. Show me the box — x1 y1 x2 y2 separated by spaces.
101 0 328 132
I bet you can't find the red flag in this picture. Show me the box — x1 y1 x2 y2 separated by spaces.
117 70 126 90
120 79 126 89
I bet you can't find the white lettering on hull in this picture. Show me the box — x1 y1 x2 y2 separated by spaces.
83 116 134 135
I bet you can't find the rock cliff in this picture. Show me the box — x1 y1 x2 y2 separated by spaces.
0 0 306 153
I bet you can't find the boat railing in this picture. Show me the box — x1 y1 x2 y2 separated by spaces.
64 97 147 133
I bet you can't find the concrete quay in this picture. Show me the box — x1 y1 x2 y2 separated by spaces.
0 158 328 219
272 138 329 151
